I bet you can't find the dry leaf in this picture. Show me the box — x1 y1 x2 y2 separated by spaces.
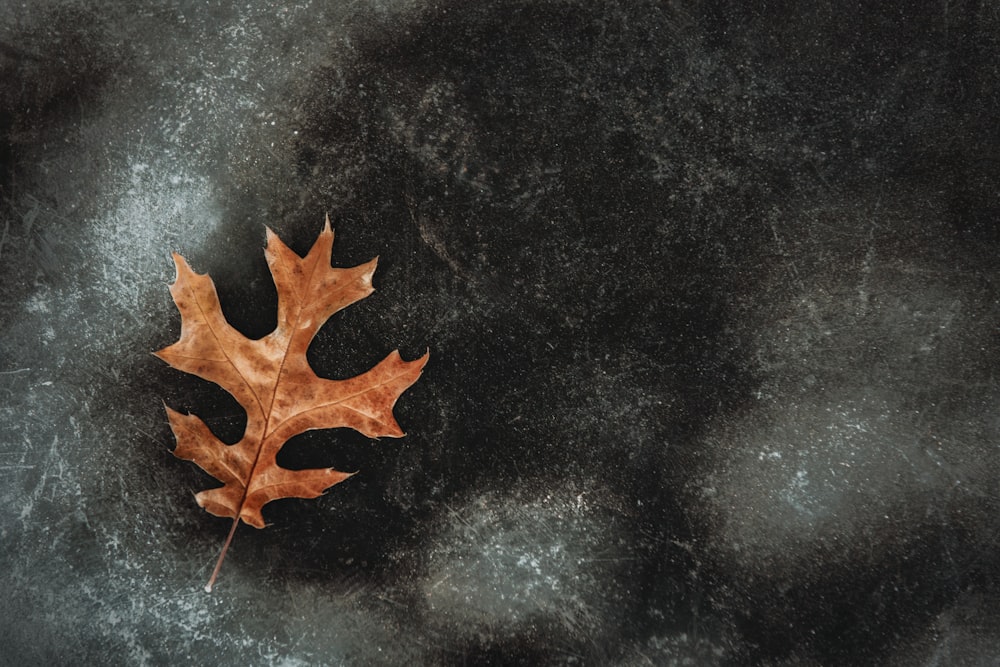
155 217 428 591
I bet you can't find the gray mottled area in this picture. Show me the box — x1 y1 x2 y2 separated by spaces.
2 1 999 665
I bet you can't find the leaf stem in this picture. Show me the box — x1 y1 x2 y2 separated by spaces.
205 516 240 592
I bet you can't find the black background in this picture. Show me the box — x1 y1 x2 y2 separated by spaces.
2 1 999 664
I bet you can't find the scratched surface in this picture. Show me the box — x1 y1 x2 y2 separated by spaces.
2 1 999 664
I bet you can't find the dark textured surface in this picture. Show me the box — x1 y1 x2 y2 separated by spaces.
2 1 999 664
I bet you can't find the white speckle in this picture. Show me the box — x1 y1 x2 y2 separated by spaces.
420 482 632 637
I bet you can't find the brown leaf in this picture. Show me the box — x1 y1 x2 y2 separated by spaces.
155 217 428 591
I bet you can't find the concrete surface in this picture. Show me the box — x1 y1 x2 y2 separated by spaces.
2 1 999 664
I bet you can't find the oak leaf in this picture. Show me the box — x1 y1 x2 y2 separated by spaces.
155 218 428 591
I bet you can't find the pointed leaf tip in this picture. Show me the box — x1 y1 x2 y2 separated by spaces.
319 215 335 245
169 252 190 282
